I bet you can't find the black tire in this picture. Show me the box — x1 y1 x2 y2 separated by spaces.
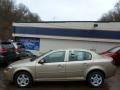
14 71 33 88
87 71 104 87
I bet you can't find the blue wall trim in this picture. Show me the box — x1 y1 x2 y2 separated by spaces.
12 26 120 40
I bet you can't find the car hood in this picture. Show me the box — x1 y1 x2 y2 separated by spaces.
10 58 32 66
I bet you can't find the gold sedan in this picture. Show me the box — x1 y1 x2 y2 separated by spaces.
4 49 116 88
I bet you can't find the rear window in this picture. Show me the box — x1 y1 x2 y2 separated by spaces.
0 42 14 49
108 46 120 53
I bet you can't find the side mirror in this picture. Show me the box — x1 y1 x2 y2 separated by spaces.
30 55 37 61
38 59 45 64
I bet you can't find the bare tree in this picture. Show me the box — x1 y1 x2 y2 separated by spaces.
0 0 15 41
0 0 41 41
99 0 120 21
14 4 41 22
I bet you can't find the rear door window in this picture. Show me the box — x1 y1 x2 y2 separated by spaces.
69 51 92 61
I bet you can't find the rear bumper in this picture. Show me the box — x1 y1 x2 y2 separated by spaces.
105 65 117 78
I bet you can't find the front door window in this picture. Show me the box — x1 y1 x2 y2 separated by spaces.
44 51 65 63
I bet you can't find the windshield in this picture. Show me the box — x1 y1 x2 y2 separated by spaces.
39 50 53 57
30 50 52 61
108 46 120 53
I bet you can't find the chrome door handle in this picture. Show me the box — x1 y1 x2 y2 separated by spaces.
57 64 63 68
83 63 88 66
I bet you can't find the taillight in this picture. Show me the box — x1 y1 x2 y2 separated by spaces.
0 48 7 54
16 48 21 52
111 59 116 65
15 48 18 52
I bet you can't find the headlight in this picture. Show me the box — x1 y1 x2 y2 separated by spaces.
5 65 13 71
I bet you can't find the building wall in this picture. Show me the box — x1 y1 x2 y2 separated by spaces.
13 22 120 31
39 38 120 53
15 36 120 55
12 22 120 55
13 26 120 40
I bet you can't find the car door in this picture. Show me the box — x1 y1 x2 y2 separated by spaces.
35 50 66 80
66 50 92 79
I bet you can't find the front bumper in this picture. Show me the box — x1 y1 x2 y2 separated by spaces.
4 68 14 81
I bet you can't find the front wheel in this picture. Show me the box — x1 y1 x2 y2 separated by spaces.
14 71 33 88
87 71 104 87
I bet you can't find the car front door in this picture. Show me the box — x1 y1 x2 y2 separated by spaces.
66 50 92 79
35 50 66 80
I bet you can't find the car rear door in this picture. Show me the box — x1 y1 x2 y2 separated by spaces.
35 50 67 79
66 50 92 79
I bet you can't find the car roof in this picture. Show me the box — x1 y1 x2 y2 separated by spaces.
52 48 92 52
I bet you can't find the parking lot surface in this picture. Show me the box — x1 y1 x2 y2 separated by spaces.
0 66 120 90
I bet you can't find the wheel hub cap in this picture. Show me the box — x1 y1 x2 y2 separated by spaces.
90 74 102 86
17 74 29 87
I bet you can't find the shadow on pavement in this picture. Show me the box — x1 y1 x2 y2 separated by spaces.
4 81 110 90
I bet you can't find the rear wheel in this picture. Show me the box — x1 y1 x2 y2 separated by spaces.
87 71 104 87
14 71 33 88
